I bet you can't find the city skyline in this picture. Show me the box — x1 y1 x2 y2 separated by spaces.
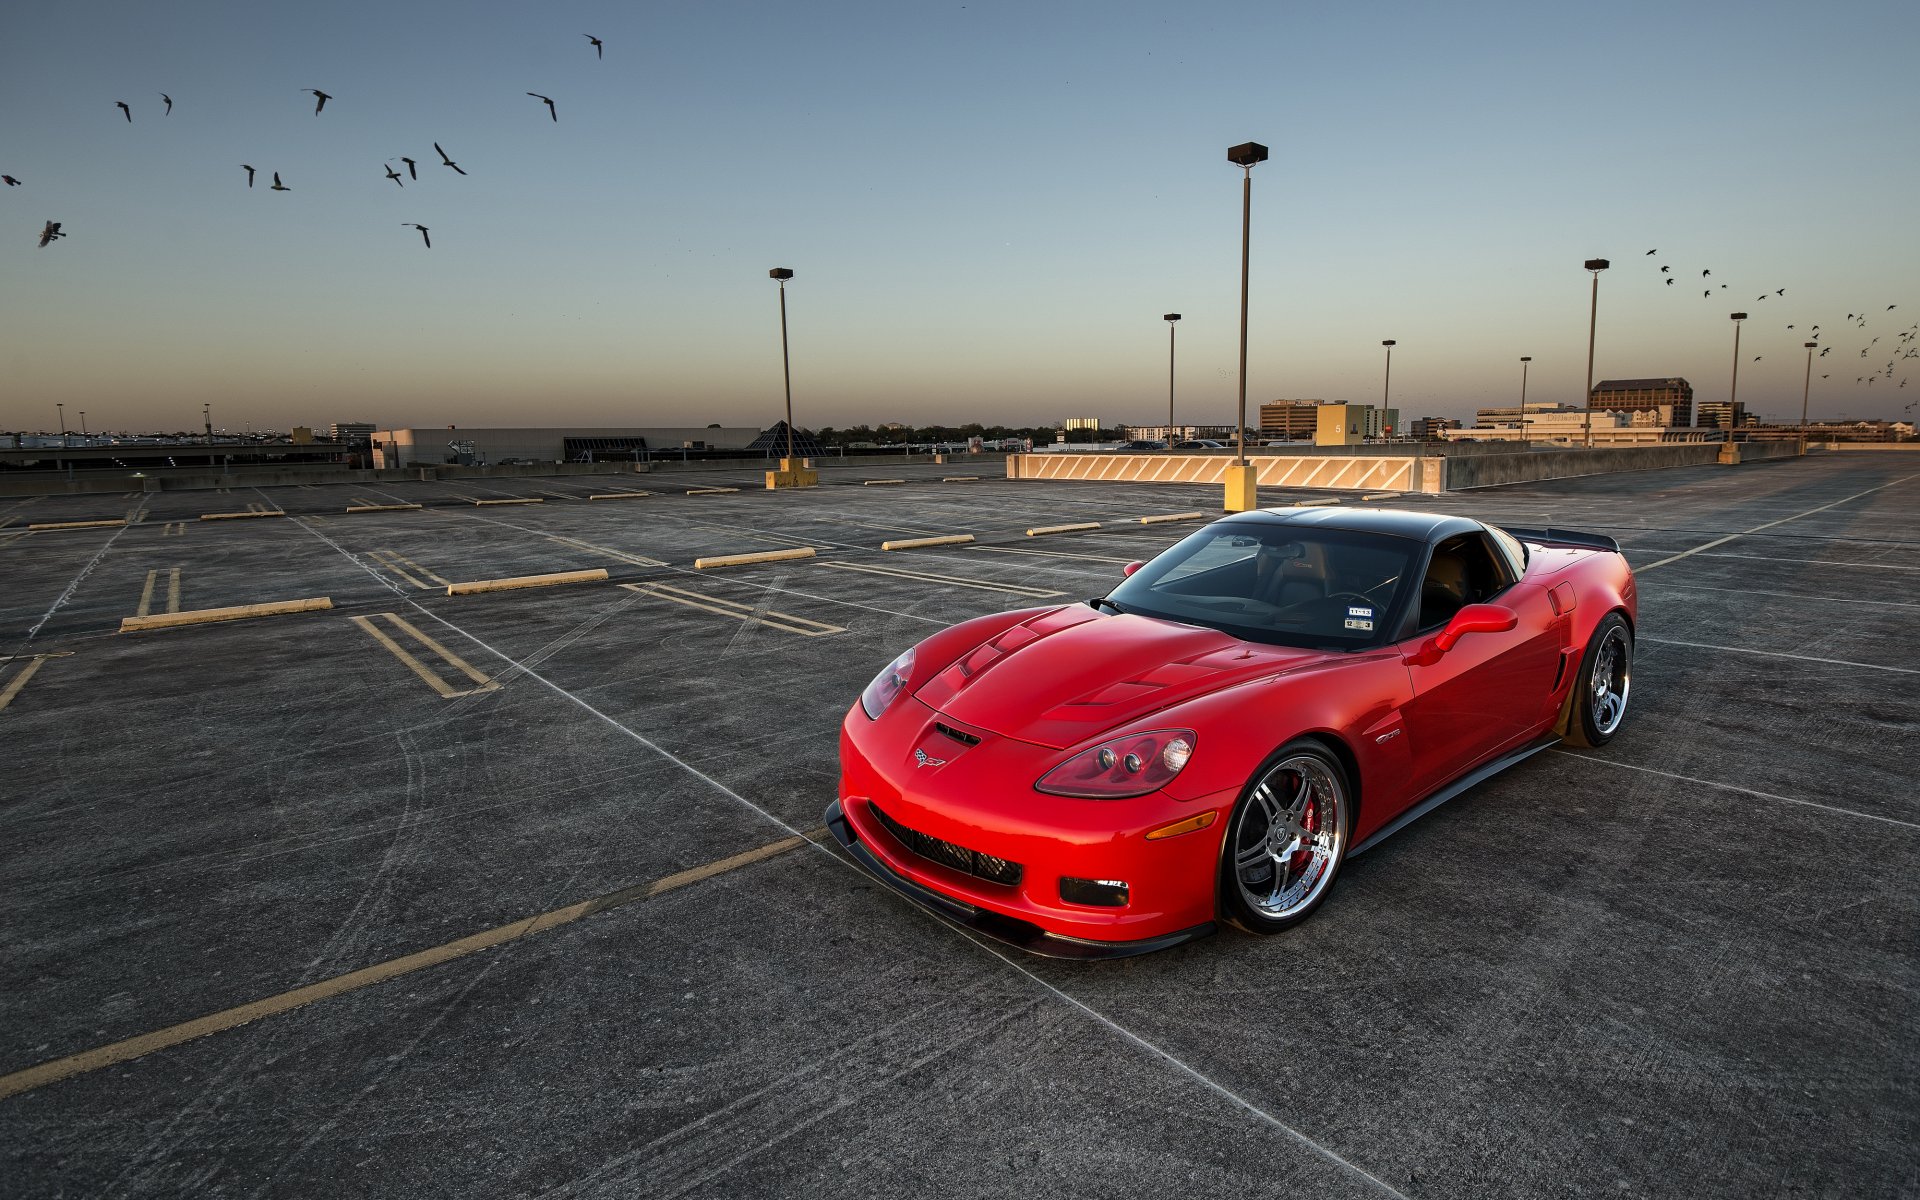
3 0 1914 435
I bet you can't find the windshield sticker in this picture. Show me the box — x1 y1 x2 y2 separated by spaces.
1347 605 1373 618
1344 617 1374 631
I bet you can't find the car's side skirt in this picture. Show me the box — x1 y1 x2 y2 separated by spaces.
824 800 1216 961
1348 734 1560 858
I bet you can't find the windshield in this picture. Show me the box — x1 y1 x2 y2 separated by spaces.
1105 523 1419 648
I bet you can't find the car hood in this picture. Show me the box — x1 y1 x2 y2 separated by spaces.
912 606 1334 749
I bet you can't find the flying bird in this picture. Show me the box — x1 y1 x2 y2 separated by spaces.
1775 289 1784 296
1890 305 1899 311
37 220 63 247
385 164 404 186
1753 356 1762 362
161 92 172 115
527 92 557 122
1 175 19 187
1666 278 1674 286
400 156 417 180
305 89 331 115
115 101 131 122
270 171 289 191
404 223 430 249
1659 265 1670 274
1645 249 1657 255
241 164 255 187
1704 290 1711 298
1702 269 1711 277
434 142 466 175
585 34 603 58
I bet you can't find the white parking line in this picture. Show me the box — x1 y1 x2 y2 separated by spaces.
1638 636 1919 675
1635 474 1920 572
1552 751 1920 833
1647 582 1920 609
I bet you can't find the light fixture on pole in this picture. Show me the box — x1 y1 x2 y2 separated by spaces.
1800 340 1817 455
1164 313 1181 445
1381 340 1396 440
764 268 816 489
1224 140 1268 512
1582 259 1609 448
56 402 66 448
1519 356 1533 445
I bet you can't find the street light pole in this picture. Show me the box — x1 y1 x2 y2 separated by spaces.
1224 141 1268 512
1727 312 1747 443
56 403 66 448
1519 356 1533 446
1582 259 1609 448
770 268 795 462
1164 313 1181 444
1381 340 1396 440
79 410 88 437
1801 340 1817 455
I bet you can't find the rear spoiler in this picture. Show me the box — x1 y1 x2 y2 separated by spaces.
1497 525 1621 554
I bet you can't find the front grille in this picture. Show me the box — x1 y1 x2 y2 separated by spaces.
870 802 1022 886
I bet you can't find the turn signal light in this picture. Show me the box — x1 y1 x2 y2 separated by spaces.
1144 811 1218 841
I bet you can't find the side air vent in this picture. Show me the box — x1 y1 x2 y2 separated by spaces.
933 722 983 747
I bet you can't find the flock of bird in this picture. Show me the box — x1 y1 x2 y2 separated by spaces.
1637 249 1913 407
12 33 607 255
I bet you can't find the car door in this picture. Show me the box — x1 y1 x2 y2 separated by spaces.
1397 532 1564 797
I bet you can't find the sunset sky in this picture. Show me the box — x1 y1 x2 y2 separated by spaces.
3 0 1915 435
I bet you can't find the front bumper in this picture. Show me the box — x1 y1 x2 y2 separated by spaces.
825 799 1214 960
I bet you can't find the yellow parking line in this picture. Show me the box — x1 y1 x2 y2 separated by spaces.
547 535 667 568
162 522 186 537
135 567 184 618
0 828 821 1102
349 613 499 699
368 549 450 589
817 560 1064 598
0 656 55 713
621 582 844 636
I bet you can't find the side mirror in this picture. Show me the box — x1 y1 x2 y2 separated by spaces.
1122 560 1145 577
1434 603 1518 652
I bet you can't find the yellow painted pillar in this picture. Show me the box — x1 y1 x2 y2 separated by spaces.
765 457 818 489
1222 464 1260 512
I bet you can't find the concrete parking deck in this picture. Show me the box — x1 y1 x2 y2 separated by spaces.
1 456 1914 1198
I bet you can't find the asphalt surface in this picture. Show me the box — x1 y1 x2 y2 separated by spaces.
1 454 1914 1199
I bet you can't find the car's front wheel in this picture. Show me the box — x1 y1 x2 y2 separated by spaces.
1220 741 1352 935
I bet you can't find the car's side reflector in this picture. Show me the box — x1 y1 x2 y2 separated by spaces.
1144 811 1218 841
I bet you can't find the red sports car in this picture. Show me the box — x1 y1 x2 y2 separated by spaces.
827 507 1636 958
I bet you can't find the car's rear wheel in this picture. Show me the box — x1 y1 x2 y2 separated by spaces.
1564 613 1632 748
1220 741 1352 935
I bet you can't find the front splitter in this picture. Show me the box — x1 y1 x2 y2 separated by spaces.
823 800 1214 961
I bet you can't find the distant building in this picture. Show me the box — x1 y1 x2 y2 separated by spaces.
369 426 764 468
1315 403 1399 446
1444 410 1716 444
1590 378 1694 427
1410 416 1460 440
1694 401 1749 431
1258 400 1323 440
330 421 377 442
1475 402 1580 428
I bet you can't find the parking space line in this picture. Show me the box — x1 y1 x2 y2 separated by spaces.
349 612 500 698
547 534 667 568
1552 751 1920 833
135 568 183 618
1636 474 1919 572
1655 550 1920 574
0 531 27 549
0 655 60 712
818 560 1065 597
967 544 1137 565
366 548 448 589
1639 636 1919 675
621 582 845 636
162 522 187 537
1649 582 1920 609
0 829 822 1102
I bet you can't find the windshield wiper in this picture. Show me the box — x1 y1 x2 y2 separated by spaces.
1088 597 1126 614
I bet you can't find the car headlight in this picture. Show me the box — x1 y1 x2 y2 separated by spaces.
859 646 916 720
1035 729 1196 798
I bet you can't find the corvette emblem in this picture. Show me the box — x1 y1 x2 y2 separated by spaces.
914 748 947 768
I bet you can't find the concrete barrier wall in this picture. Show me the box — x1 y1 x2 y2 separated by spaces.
1440 444 1724 490
1820 442 1920 452
1007 453 1418 492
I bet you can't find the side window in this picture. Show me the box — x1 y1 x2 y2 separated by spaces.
1417 534 1514 630
1486 525 1527 579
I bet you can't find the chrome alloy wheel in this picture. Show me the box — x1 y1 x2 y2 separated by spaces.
1589 624 1632 737
1230 754 1347 922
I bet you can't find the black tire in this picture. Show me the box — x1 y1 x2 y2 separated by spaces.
1564 613 1632 748
1219 740 1353 935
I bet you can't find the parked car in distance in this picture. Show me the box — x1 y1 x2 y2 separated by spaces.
1117 440 1167 451
1172 439 1228 450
